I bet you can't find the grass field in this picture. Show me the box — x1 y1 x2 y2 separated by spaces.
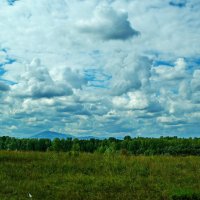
0 151 200 200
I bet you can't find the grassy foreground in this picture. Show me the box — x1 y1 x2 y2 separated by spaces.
0 151 200 200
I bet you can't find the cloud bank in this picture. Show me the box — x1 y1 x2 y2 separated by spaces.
0 0 200 138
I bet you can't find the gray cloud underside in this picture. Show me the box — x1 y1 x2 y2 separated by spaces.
76 4 139 41
0 82 10 91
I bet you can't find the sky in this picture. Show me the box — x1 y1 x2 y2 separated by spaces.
0 0 200 138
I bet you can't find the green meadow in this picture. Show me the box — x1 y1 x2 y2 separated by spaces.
0 151 199 200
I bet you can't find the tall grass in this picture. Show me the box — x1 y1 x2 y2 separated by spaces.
0 151 199 200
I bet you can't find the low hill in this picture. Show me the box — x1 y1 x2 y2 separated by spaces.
31 131 74 140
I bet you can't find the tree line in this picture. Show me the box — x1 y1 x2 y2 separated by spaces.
0 136 200 155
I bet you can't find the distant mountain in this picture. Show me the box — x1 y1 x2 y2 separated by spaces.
78 136 99 140
31 131 74 140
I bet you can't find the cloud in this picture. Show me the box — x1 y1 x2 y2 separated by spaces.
169 0 187 8
56 103 91 116
153 58 187 81
157 115 186 126
77 4 139 41
0 81 10 91
63 68 87 89
110 55 151 96
7 0 18 6
112 91 149 110
11 58 73 99
191 70 200 92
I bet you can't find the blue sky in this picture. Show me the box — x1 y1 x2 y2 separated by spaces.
0 0 200 138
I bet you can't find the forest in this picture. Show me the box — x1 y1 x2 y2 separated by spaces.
0 136 200 155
